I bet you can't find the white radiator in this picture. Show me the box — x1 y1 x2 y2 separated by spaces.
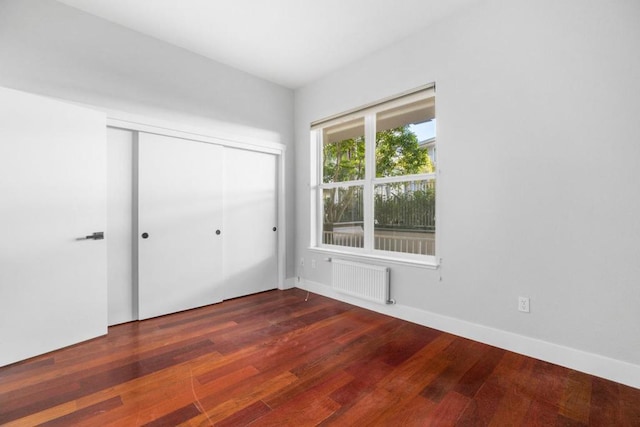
331 259 394 305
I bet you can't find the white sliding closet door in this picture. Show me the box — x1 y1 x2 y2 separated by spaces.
0 87 107 367
223 148 278 299
137 133 223 320
106 127 135 325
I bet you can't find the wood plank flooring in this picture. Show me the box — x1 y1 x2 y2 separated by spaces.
1 288 638 426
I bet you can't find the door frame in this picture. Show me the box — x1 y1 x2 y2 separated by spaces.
107 116 287 293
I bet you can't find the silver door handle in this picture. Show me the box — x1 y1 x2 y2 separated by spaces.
77 232 104 240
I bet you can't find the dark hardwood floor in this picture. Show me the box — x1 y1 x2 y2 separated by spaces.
1 288 638 426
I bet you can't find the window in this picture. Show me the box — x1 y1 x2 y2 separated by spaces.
312 86 437 264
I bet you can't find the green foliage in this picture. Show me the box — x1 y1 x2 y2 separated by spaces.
322 126 432 184
323 125 434 228
374 183 436 231
375 127 433 177
323 136 365 183
323 186 363 226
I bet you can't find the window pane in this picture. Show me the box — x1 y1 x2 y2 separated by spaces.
323 186 364 248
322 118 365 183
409 119 436 170
374 180 435 255
376 98 435 178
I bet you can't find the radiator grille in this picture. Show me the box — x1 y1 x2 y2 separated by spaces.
332 259 392 305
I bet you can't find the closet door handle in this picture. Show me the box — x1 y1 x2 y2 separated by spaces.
141 232 149 239
215 230 221 235
272 227 277 232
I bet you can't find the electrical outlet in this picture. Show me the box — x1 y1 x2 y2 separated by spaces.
518 297 530 313
311 259 317 269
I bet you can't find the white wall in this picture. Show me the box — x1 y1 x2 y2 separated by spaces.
0 0 296 277
295 0 640 387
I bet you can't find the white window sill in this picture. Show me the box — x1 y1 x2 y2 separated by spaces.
308 246 440 270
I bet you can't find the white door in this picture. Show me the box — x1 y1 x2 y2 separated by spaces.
137 133 224 320
0 87 107 367
223 148 278 299
107 127 135 325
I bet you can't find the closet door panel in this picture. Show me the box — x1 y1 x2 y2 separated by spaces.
137 133 223 320
107 127 135 325
223 148 278 299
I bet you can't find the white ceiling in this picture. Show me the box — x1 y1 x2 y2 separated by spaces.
56 0 479 89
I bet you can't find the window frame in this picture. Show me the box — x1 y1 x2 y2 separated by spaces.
311 85 438 267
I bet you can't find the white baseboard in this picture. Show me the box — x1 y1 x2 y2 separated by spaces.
299 279 640 390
